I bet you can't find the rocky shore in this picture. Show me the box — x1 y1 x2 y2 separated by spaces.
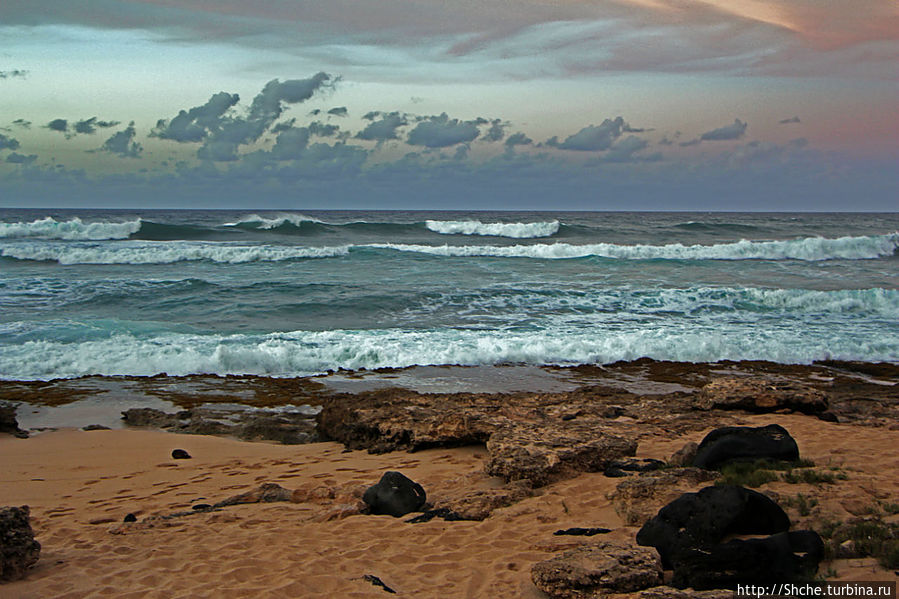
1 359 897 597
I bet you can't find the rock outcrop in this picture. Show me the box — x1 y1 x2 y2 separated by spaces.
696 378 828 414
691 424 799 469
317 389 638 487
603 457 666 478
122 407 318 444
531 541 663 599
0 506 41 582
484 422 636 486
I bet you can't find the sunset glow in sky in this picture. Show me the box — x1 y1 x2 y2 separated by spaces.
1 0 896 209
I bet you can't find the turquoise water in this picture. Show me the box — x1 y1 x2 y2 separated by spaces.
1 210 897 379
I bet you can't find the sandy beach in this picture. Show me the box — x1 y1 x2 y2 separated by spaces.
2 362 898 597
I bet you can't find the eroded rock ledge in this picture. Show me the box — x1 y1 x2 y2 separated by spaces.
316 387 643 486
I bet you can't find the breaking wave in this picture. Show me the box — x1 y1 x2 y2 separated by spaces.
425 219 560 238
373 233 899 261
222 213 325 229
0 242 349 264
0 217 142 240
2 322 896 380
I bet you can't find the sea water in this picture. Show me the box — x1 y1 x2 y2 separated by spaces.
1 209 897 380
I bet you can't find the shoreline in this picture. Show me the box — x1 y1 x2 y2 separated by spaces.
3 358 897 433
2 360 898 596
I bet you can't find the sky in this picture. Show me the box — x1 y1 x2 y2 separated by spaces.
0 0 896 210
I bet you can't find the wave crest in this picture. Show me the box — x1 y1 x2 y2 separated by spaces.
0 217 142 240
222 213 323 229
0 242 349 264
372 233 899 261
425 219 560 238
3 323 895 380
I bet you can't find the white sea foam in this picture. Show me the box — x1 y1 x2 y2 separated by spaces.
0 242 349 264
2 323 896 380
428 287 899 320
222 213 323 229
0 217 142 240
425 219 560 238
371 232 899 261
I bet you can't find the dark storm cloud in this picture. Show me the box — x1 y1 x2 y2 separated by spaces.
6 152 37 164
0 69 28 79
700 118 747 141
12 119 31 129
553 117 627 151
327 106 348 117
779 116 801 124
153 91 241 142
100 122 142 158
46 119 69 133
355 111 407 142
504 132 532 147
74 117 120 135
406 113 480 148
0 133 21 150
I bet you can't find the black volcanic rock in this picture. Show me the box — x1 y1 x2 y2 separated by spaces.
692 424 799 469
671 530 824 589
636 485 790 568
363 471 427 518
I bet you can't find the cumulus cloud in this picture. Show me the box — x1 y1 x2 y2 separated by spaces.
552 117 627 151
779 116 801 124
153 91 240 142
269 126 311 161
600 136 657 163
74 117 120 135
327 106 348 117
0 69 28 79
406 113 480 148
0 134 21 151
308 121 340 137
482 119 507 142
356 111 407 142
6 152 38 165
47 119 69 133
189 73 334 161
505 132 532 147
101 122 142 158
196 140 239 162
247 73 334 127
700 118 748 141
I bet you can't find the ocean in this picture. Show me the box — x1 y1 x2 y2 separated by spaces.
1 209 897 381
